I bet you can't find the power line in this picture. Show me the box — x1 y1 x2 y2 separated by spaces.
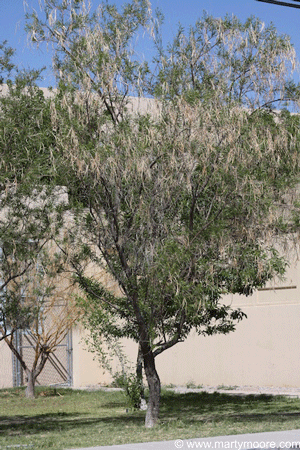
256 0 300 8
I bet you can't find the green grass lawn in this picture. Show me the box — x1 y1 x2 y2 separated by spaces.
0 387 300 450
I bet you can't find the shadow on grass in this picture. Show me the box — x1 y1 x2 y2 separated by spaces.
159 391 300 426
0 411 145 438
1 391 300 438
161 391 274 412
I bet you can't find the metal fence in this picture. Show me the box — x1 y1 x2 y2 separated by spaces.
12 328 73 388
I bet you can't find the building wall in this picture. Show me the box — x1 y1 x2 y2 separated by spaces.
155 259 300 387
155 302 300 387
1 260 299 390
72 326 139 388
72 259 300 389
72 325 108 387
0 339 13 388
72 302 300 389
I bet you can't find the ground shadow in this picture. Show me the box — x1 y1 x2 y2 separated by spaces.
0 411 144 438
159 391 300 426
1 391 299 439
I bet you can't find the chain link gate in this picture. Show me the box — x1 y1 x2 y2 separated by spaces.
12 329 73 388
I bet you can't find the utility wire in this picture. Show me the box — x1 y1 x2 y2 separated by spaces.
256 0 300 8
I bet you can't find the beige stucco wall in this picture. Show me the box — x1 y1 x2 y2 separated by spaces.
153 261 300 388
155 302 300 387
72 325 139 388
72 259 300 389
0 339 13 388
73 301 300 389
1 258 299 390
72 325 107 387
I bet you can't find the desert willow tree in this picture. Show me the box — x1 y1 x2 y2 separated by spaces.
26 0 300 426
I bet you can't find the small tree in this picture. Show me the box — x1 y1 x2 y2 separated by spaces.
2 254 79 398
26 0 300 426
0 42 79 396
0 40 62 341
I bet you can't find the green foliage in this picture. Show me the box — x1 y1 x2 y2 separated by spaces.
113 371 144 409
0 41 15 82
0 84 55 188
0 43 69 344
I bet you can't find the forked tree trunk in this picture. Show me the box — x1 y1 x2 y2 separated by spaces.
142 347 161 428
5 335 50 399
25 370 36 398
4 337 37 398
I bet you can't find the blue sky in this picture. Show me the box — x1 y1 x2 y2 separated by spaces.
1 0 300 86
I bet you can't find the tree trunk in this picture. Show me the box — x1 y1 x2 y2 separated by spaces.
142 347 161 428
25 370 36 398
136 343 145 401
131 292 160 426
